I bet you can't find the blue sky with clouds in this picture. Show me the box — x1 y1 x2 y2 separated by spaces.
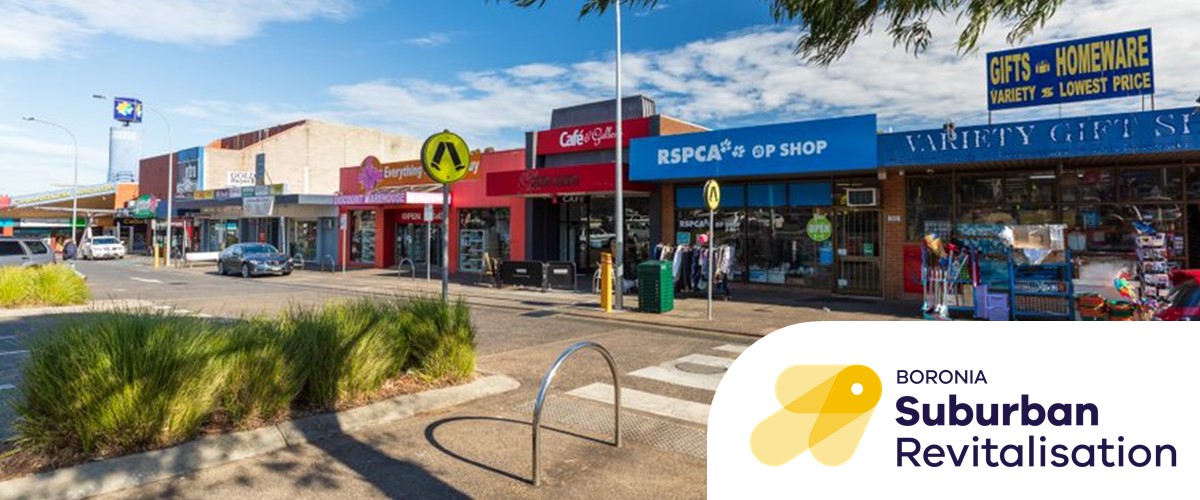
2 0 1199 195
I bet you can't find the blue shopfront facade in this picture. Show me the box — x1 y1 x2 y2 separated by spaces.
877 107 1200 299
624 107 1200 299
630 115 888 295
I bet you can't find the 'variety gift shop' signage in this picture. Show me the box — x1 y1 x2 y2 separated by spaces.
987 29 1154 110
534 117 652 155
629 115 878 182
879 107 1200 167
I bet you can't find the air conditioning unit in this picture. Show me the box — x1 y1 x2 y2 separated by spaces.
846 188 878 207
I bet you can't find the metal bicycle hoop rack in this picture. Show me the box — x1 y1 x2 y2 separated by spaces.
397 258 416 278
293 253 305 271
532 341 621 486
321 255 336 273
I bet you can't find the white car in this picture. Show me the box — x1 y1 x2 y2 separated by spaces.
82 236 127 260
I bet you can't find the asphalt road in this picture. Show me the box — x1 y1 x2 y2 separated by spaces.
2 260 764 498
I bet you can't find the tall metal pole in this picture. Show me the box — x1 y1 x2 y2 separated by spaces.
707 210 714 321
613 0 625 310
442 185 450 301
144 106 174 268
22 117 79 246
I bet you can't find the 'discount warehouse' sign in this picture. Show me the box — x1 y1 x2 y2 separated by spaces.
629 114 877 182
987 29 1154 110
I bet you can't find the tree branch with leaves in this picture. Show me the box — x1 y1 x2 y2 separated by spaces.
496 0 1065 65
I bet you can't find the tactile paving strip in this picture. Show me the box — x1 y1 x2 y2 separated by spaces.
514 395 707 460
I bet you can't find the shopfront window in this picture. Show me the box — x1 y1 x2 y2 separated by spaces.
907 165 1197 267
1062 168 1115 203
350 210 376 264
1120 167 1182 201
1188 166 1200 199
289 220 318 260
459 208 511 272
906 175 952 240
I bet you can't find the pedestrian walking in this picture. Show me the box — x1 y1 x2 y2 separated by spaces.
62 239 78 265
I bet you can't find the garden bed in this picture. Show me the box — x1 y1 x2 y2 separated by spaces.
0 265 88 308
0 296 476 479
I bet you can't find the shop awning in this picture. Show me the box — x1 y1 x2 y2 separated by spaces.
0 183 136 220
486 163 655 197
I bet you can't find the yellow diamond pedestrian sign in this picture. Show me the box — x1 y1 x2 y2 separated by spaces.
421 130 471 185
704 179 721 211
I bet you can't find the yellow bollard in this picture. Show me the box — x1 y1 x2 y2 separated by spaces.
600 252 613 313
153 244 161 269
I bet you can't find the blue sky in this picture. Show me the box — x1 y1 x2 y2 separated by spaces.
3 0 1199 195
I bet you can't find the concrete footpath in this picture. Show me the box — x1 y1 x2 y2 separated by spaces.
149 258 916 336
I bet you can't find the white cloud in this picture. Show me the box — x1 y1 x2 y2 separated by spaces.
0 0 355 60
0 133 108 194
304 0 1200 146
404 33 452 48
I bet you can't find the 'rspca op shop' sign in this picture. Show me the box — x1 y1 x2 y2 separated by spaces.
629 114 877 182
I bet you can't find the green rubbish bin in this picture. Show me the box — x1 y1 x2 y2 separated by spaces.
637 260 674 313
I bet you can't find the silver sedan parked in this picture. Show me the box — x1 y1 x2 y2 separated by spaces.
217 243 293 278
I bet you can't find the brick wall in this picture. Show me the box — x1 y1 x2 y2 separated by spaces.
660 183 675 245
882 170 906 300
658 116 708 135
137 153 172 200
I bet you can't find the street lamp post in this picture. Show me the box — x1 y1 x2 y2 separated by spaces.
22 117 79 247
94 95 174 267
614 1 625 310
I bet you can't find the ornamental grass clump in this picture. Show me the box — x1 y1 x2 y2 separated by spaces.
0 265 88 308
8 311 228 467
401 297 476 381
2 296 476 471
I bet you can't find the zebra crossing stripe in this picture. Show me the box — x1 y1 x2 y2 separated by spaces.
630 366 722 391
713 344 749 354
566 383 709 425
676 354 735 368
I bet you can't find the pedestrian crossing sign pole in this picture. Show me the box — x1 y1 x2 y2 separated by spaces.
704 179 720 321
420 130 471 302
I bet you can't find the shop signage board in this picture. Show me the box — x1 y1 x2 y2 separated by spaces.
879 107 1200 167
535 117 652 156
333 191 445 206
0 195 10 208
0 219 14 228
242 196 275 217
10 183 117 207
487 162 655 197
629 115 878 182
987 29 1153 111
228 171 256 187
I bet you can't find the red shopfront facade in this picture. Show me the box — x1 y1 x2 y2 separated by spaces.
487 98 707 275
337 149 527 273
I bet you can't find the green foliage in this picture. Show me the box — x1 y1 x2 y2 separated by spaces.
0 265 89 308
402 297 477 381
500 0 1066 65
10 312 227 465
4 297 475 467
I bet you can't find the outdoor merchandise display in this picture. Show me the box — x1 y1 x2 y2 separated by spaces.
1113 213 1178 320
921 224 1076 321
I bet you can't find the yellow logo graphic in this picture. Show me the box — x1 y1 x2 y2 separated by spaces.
750 364 881 466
